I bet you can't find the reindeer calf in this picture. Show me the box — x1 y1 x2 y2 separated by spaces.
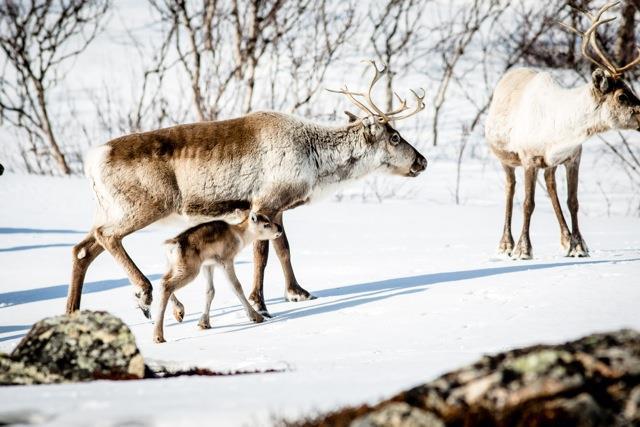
154 212 282 343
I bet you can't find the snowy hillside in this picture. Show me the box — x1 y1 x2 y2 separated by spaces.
1 162 639 426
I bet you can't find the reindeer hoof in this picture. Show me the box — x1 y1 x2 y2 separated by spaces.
498 239 514 258
135 290 153 319
285 285 316 302
198 317 211 329
512 237 533 260
496 248 513 259
568 245 589 257
173 306 185 323
154 335 166 344
249 311 265 324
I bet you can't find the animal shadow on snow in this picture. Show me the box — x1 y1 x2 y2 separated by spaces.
0 274 163 309
0 243 74 253
0 227 86 234
222 257 639 332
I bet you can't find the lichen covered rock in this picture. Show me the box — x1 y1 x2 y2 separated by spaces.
351 403 444 427
286 329 640 427
0 310 144 385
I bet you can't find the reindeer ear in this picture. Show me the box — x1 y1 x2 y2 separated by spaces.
344 111 359 123
592 68 613 94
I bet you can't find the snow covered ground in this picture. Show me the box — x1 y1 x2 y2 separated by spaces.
1 160 639 426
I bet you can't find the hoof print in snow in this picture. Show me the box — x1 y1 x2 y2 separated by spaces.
0 310 145 385
286 329 640 427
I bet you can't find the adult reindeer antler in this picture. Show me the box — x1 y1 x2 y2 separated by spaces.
327 60 426 123
559 1 640 77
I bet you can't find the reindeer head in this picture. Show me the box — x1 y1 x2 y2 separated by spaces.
328 60 428 177
248 212 282 240
560 1 640 131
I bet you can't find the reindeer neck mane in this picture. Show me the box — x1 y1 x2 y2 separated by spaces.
301 121 381 185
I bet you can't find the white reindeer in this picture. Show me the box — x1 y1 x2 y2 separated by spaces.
67 60 427 318
485 1 640 260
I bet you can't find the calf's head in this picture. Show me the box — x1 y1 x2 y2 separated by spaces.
248 212 282 240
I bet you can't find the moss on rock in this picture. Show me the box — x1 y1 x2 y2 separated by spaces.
0 310 144 385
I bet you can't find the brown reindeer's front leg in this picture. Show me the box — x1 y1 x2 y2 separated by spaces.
272 212 315 302
565 153 589 257
513 166 538 260
250 240 270 315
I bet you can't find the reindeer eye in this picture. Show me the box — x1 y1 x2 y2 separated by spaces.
390 134 400 144
618 93 628 103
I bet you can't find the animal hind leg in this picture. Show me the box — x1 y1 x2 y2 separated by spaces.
198 265 215 329
94 213 162 319
544 167 571 254
66 231 104 313
170 294 185 322
154 266 198 343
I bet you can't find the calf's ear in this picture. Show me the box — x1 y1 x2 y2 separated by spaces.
250 212 257 223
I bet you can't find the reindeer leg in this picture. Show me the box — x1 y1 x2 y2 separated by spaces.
153 286 172 344
513 166 538 260
94 214 160 319
544 167 572 254
498 164 516 256
273 212 315 303
224 263 264 324
66 231 104 313
198 265 215 329
249 240 270 316
170 294 185 322
154 266 198 343
565 152 589 257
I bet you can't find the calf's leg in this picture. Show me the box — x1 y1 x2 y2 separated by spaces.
198 265 215 329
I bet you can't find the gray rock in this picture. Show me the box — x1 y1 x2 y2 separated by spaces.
290 329 640 427
0 310 144 385
351 403 444 427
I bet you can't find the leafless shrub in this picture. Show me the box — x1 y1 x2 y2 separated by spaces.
0 0 110 175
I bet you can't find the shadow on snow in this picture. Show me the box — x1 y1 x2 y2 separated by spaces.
0 274 163 308
221 257 640 332
0 243 74 253
0 227 86 234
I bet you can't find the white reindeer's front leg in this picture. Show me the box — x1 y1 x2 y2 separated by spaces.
565 156 589 257
513 166 538 260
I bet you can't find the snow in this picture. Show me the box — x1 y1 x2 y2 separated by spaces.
1 160 639 426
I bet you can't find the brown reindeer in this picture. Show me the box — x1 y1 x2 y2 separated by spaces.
154 212 282 343
67 60 428 318
485 1 640 260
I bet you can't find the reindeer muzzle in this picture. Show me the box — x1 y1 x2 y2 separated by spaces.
408 155 428 177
